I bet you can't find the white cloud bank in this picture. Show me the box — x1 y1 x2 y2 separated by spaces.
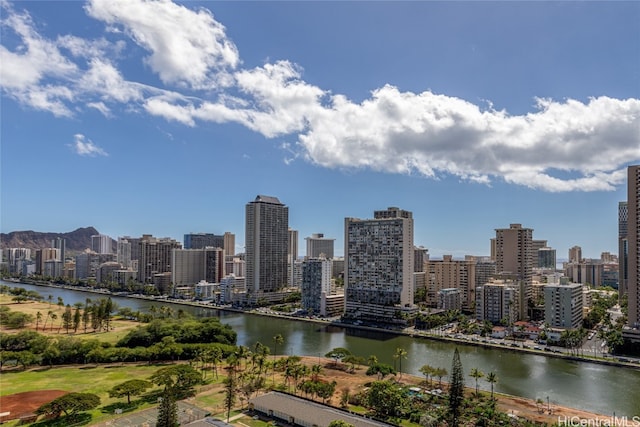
1 0 638 191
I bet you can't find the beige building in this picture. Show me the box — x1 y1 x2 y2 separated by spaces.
425 255 476 310
625 165 640 342
544 283 584 329
494 223 533 319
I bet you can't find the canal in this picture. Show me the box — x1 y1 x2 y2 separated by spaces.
3 281 639 417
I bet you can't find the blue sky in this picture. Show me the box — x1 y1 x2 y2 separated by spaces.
1 0 639 259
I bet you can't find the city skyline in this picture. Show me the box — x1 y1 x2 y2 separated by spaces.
1 1 639 259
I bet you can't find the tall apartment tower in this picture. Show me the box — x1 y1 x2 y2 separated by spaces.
117 238 132 268
425 255 476 310
134 235 182 283
344 207 415 325
494 224 533 319
569 246 582 263
301 257 333 315
245 195 289 293
305 233 335 259
619 202 629 299
288 228 299 288
91 234 113 254
626 165 640 335
223 232 235 258
51 237 65 262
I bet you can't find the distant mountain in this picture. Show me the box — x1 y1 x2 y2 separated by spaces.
0 226 99 254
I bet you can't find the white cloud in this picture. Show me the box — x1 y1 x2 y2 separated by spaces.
1 0 638 192
295 86 640 192
70 134 108 157
85 0 239 89
87 101 112 117
80 58 143 103
0 4 78 90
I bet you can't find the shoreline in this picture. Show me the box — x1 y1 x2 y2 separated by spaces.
5 278 639 372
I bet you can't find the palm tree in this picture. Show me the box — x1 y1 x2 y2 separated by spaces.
469 368 484 397
35 311 42 331
393 347 408 378
486 371 497 400
273 334 284 358
272 334 284 384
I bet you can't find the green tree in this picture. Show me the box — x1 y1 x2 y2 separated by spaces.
35 392 100 419
393 347 408 378
328 420 355 427
419 364 434 386
156 389 179 427
150 364 202 399
448 348 465 426
486 371 498 400
470 367 484 397
223 374 237 423
109 379 153 404
366 363 396 380
434 367 447 388
366 380 407 420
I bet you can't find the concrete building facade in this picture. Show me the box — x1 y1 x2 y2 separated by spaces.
344 207 415 325
425 255 476 310
245 195 289 294
544 283 584 329
476 280 519 324
494 223 533 319
301 257 332 315
305 233 335 259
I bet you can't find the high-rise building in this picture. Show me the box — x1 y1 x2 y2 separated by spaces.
475 280 519 324
91 234 114 254
494 224 533 319
425 255 476 310
35 248 58 275
544 283 583 329
414 246 428 273
569 246 582 263
619 202 629 299
626 165 640 337
3 248 31 274
51 237 65 262
223 232 235 258
245 195 289 293
172 247 224 286
133 235 181 284
305 233 335 259
538 247 557 269
301 256 333 315
184 233 225 250
117 238 132 268
288 228 299 288
344 207 415 325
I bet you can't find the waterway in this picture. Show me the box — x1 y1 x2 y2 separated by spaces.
3 281 640 417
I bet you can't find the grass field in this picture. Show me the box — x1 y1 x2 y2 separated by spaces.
0 363 226 426
0 294 141 345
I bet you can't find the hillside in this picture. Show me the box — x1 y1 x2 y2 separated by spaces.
0 226 99 253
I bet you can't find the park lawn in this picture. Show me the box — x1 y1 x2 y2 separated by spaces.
0 364 165 397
